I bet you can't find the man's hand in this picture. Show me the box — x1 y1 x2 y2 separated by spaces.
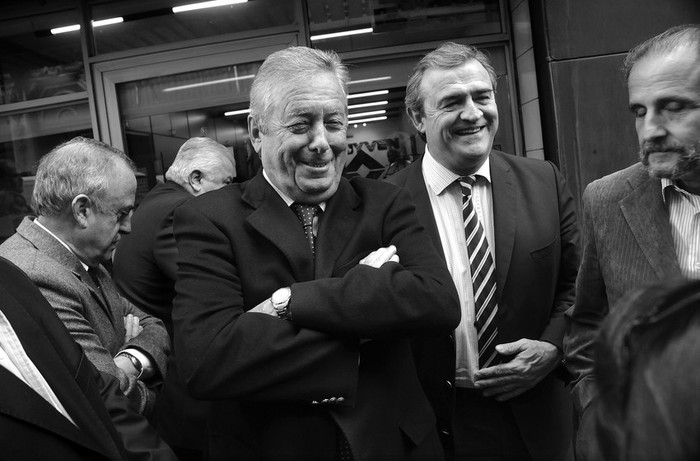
359 245 399 268
474 338 561 401
123 314 143 342
249 298 278 317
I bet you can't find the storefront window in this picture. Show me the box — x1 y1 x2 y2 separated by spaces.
0 101 92 241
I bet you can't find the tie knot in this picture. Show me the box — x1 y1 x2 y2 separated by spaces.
291 203 320 227
459 175 477 199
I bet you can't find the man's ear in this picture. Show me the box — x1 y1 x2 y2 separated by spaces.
406 106 426 134
248 115 263 155
188 170 203 194
72 194 91 228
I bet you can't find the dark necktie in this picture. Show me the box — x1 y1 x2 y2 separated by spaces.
460 175 500 368
291 203 321 257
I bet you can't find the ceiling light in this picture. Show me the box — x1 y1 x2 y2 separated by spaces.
349 109 386 119
173 0 247 14
163 74 255 92
50 17 124 35
224 109 251 116
310 27 373 41
51 24 81 34
347 90 389 100
349 116 387 124
348 76 391 85
348 100 388 110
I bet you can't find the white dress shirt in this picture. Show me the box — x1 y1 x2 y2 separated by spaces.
0 309 76 425
422 147 496 387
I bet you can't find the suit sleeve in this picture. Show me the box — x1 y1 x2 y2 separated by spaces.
98 371 178 461
290 186 461 338
538 161 580 349
122 299 169 380
565 183 608 417
173 202 361 404
152 211 178 282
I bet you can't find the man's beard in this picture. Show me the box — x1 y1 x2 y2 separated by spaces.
639 140 700 180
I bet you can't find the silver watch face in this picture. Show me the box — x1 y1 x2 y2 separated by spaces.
272 288 291 307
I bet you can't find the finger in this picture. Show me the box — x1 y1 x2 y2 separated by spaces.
388 254 399 263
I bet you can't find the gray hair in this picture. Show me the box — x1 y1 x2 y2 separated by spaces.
249 46 349 132
623 24 700 82
405 42 498 117
165 137 234 186
32 136 135 217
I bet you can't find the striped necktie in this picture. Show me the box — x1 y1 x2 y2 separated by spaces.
460 175 500 368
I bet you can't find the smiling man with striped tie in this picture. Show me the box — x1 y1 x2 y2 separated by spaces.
389 42 580 461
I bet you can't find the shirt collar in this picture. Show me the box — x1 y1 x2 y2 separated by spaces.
33 218 89 271
262 170 326 211
660 177 699 204
422 145 491 196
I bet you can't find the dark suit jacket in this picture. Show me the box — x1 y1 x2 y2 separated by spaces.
114 180 192 334
389 150 580 461
564 162 682 459
0 257 176 460
172 172 461 461
0 217 170 413
113 180 207 451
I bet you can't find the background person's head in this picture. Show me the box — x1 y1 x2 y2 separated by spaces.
624 24 700 192
405 42 499 175
591 278 700 461
247 46 349 204
165 137 235 196
32 136 137 268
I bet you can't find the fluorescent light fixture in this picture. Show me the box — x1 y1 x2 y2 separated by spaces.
224 108 251 116
348 100 388 110
51 17 123 34
347 90 389 100
163 74 255 92
93 17 124 27
173 0 247 13
310 27 373 41
51 24 81 34
349 109 386 119
348 76 391 85
350 116 387 124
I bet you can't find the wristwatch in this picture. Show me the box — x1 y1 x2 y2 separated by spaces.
271 287 292 320
117 351 144 379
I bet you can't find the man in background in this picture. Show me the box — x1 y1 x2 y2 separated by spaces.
113 136 235 460
0 136 169 415
0 256 175 460
389 42 579 460
171 46 460 461
565 24 700 459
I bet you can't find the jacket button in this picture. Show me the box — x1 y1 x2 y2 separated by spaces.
337 397 345 402
440 429 451 436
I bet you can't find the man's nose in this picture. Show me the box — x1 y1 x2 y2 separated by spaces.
308 124 330 153
459 99 482 121
639 110 668 143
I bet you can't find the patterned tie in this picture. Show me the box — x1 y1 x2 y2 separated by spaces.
291 203 321 257
460 175 500 368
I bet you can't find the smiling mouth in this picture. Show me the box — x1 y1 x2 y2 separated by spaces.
301 161 330 168
454 126 484 136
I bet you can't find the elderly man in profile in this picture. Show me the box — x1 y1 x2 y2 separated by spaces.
0 136 169 416
171 46 461 461
113 136 235 460
565 24 700 460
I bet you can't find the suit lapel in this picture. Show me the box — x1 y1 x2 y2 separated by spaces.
315 180 361 278
489 152 515 302
620 169 680 279
17 218 116 326
401 159 445 259
244 174 316 281
0 284 112 458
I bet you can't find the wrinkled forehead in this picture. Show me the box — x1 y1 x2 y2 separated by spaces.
276 74 348 116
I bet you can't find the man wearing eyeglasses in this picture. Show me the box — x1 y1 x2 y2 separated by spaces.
0 136 170 416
